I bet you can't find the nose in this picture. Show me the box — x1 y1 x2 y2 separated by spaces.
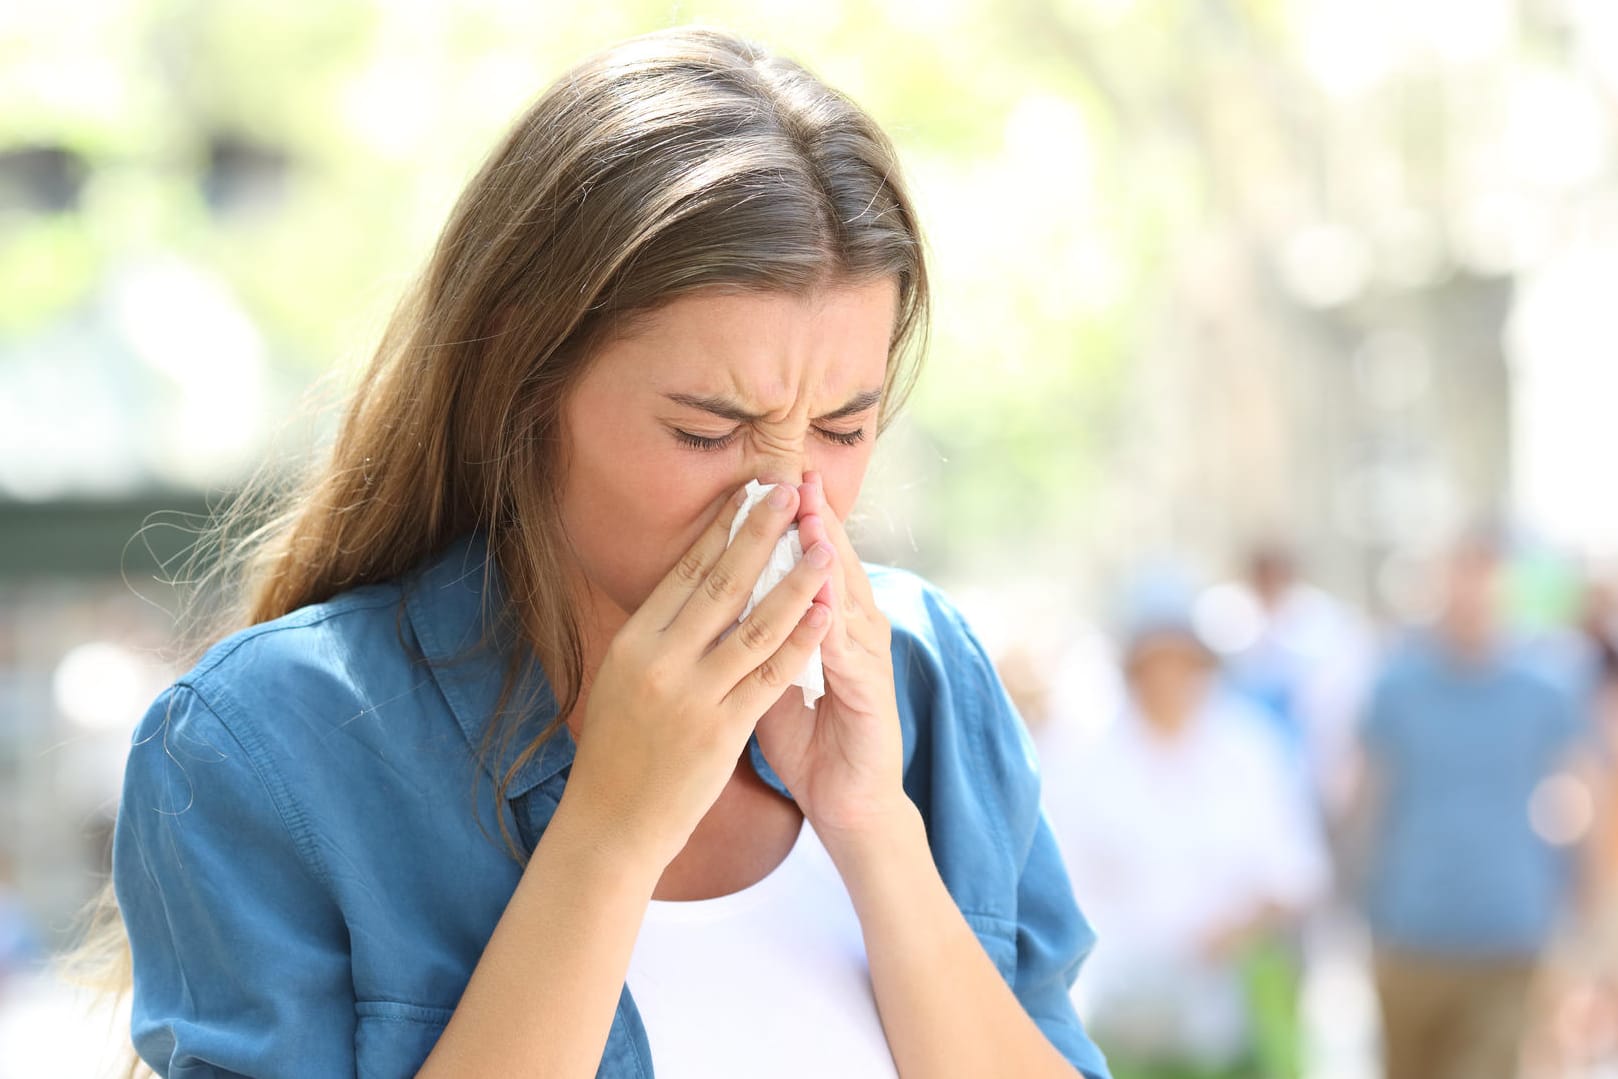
754 466 804 489
752 450 807 491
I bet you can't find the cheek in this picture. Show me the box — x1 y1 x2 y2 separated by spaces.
615 488 716 589
561 427 717 604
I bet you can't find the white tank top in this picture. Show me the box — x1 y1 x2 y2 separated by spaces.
625 819 900 1077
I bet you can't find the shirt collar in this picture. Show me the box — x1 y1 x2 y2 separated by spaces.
403 531 575 801
401 530 793 804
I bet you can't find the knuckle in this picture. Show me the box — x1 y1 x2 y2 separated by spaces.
702 563 736 603
640 656 676 698
737 615 774 652
604 634 640 671
673 549 707 587
754 655 788 689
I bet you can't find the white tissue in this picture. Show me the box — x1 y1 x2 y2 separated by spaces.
726 480 825 708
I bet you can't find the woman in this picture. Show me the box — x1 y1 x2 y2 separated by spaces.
90 26 1109 1078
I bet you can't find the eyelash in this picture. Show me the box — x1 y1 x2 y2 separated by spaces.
673 427 867 452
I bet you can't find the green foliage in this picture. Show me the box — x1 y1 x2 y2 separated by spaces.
3 0 1213 568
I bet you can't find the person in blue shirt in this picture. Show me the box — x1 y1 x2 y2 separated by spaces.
1357 533 1588 1079
85 25 1111 1079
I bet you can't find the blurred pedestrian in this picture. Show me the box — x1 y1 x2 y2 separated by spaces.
1357 533 1590 1079
1198 542 1377 820
1049 569 1329 1079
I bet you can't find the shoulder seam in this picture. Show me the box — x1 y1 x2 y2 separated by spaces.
188 592 403 685
174 681 336 893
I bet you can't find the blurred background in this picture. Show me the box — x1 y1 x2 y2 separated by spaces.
3 0 1618 1076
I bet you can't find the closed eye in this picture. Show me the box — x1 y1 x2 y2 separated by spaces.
672 428 739 451
819 427 866 447
670 427 867 452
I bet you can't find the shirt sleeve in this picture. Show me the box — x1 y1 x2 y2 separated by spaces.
113 683 358 1079
1012 807 1114 1079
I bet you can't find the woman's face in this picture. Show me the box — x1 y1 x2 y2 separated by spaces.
557 279 897 633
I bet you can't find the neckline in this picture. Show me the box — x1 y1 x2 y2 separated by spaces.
641 817 813 925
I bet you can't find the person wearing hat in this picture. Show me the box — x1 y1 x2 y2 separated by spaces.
1045 567 1329 1079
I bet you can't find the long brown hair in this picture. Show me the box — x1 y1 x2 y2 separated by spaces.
58 24 929 1073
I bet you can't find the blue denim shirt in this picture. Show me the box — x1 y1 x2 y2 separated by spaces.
1361 632 1587 956
113 532 1110 1078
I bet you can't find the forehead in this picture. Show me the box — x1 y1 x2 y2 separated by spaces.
595 280 897 400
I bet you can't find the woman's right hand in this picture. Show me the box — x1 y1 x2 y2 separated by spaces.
558 481 835 873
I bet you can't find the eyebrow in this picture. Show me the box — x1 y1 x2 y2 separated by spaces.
662 388 884 423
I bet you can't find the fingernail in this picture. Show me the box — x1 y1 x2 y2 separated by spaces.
768 485 792 510
807 543 832 568
806 604 829 628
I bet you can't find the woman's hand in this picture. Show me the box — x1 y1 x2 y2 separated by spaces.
561 482 835 873
755 469 910 843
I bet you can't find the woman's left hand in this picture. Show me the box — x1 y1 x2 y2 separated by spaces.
754 469 909 842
